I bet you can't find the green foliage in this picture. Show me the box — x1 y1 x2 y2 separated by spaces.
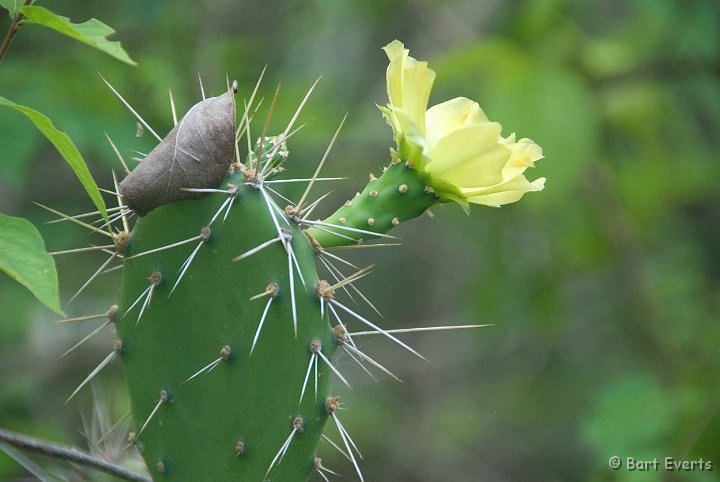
0 213 62 316
19 5 136 65
583 373 674 459
0 107 39 187
0 96 108 223
0 0 21 19
117 172 335 481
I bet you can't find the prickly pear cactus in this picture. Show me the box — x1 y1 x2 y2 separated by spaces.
55 39 545 482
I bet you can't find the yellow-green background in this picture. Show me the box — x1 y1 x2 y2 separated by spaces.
1 0 718 480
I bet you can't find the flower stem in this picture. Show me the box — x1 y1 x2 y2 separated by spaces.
0 0 33 64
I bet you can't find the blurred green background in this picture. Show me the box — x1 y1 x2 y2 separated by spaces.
1 0 719 480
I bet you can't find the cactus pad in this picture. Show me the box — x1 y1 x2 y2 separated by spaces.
117 172 336 481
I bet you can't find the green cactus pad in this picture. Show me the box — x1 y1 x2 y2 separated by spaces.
117 171 336 481
306 161 437 248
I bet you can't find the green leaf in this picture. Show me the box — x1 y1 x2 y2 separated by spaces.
19 5 136 66
0 0 28 19
0 213 63 316
0 97 108 223
1 0 20 19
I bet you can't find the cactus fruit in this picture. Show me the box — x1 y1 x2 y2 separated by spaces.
52 40 544 481
305 160 438 248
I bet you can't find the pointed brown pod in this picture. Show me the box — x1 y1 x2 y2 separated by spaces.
119 85 237 216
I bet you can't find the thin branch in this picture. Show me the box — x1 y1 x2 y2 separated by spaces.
0 0 32 64
0 428 151 482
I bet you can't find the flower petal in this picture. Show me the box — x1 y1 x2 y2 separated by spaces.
382 40 435 135
400 58 435 135
425 123 506 187
383 40 408 110
500 134 544 179
425 97 488 144
464 175 546 206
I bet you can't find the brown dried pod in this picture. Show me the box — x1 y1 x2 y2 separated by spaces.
119 85 237 216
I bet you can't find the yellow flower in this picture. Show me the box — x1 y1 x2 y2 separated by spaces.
379 40 545 209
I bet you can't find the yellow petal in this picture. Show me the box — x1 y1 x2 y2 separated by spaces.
500 135 544 179
424 123 506 186
383 40 408 109
425 97 488 144
464 176 546 206
400 58 435 134
382 40 435 135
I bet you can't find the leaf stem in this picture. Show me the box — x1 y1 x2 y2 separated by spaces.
0 0 33 64
0 427 151 482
